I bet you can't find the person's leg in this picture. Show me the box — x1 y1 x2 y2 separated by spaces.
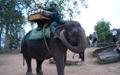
82 52 84 62
42 14 51 17
50 21 57 33
113 35 116 44
116 49 120 54
79 52 84 62
79 53 83 60
89 40 92 47
114 36 116 44
79 53 81 58
93 38 95 46
95 38 97 47
58 18 66 24
72 53 75 59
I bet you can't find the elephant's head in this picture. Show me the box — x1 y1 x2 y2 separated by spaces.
54 21 87 53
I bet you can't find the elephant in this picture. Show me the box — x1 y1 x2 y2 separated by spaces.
21 21 87 75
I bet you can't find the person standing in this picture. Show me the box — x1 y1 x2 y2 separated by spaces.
111 28 117 44
92 32 98 47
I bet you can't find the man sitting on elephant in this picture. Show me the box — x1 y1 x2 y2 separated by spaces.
38 1 66 35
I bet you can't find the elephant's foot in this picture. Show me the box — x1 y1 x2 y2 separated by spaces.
26 72 33 75
37 70 43 75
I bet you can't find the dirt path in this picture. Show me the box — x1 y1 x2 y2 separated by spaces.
0 47 120 75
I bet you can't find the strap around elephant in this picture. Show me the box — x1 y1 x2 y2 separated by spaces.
43 24 52 55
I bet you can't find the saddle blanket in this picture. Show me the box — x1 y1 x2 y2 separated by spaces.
27 27 51 40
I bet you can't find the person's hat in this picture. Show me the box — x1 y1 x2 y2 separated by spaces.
50 1 57 7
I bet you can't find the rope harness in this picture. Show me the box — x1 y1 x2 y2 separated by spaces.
43 24 52 55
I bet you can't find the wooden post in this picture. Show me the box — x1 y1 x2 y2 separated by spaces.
28 10 29 21
40 8 42 19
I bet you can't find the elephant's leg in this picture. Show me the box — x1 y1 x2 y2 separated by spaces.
53 52 67 75
64 52 67 67
36 60 44 75
25 57 32 75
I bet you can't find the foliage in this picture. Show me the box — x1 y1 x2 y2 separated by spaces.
0 0 34 51
28 0 88 28
0 47 4 52
94 19 112 43
86 36 89 42
28 0 88 20
9 25 25 51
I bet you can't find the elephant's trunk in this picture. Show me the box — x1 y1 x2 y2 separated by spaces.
60 29 87 53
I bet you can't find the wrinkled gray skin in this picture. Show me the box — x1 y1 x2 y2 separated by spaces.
21 21 87 75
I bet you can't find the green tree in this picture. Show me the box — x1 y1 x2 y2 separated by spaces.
94 19 112 43
9 25 25 51
0 0 34 52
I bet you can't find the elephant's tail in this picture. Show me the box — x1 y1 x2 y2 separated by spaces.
23 56 25 66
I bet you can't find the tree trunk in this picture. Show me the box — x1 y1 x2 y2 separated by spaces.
4 25 10 52
0 27 3 51
4 14 11 52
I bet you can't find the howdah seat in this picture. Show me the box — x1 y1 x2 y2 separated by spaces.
28 8 51 26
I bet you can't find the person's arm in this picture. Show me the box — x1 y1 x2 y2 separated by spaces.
42 11 54 15
116 31 117 35
38 5 48 10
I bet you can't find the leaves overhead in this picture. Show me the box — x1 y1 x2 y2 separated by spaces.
27 0 88 20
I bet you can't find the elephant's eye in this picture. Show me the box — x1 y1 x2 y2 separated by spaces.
68 32 72 36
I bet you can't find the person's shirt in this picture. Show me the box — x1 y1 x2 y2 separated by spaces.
46 7 62 22
92 33 98 38
89 36 92 40
112 30 117 36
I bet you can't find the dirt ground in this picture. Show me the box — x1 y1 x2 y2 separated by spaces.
0 47 120 75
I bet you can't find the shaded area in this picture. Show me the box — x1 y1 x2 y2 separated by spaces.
49 58 80 65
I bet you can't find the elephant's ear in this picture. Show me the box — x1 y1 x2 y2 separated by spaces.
53 25 65 39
